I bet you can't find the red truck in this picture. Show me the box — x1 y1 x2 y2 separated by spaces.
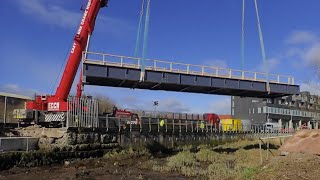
109 106 140 125
203 113 220 127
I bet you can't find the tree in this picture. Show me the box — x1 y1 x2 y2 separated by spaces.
94 94 115 114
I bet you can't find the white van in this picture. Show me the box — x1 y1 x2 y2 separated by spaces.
263 122 281 132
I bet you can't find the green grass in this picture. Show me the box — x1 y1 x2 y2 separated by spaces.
167 151 198 171
150 140 276 179
242 167 259 179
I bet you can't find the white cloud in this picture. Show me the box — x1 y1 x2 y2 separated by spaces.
0 84 39 97
119 95 191 113
300 81 320 95
17 0 79 29
15 0 134 36
256 58 280 72
157 97 191 112
209 97 231 115
286 31 318 45
98 16 135 35
284 30 320 76
305 43 320 67
285 47 305 58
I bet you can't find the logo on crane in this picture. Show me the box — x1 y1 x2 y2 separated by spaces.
48 102 60 111
71 0 92 54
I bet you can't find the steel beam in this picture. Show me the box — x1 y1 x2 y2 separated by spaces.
83 63 300 98
118 80 126 86
180 86 192 92
151 83 161 89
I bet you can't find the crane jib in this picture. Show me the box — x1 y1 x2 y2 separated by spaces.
77 0 91 36
24 0 108 113
71 0 92 54
56 0 103 102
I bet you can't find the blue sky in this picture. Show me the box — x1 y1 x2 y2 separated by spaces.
1 0 320 114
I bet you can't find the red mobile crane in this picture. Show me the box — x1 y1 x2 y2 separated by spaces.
15 0 109 123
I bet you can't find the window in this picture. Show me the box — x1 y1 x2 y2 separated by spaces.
249 108 251 114
258 107 261 113
253 108 255 114
263 107 267 113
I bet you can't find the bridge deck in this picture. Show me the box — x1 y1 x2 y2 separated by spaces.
82 52 300 98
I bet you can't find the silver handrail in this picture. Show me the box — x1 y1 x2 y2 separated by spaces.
83 51 295 85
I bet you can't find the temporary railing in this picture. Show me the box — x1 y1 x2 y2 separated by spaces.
98 116 296 135
83 51 295 85
67 96 99 128
0 136 38 152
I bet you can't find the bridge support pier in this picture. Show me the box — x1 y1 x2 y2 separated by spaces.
308 121 312 129
289 120 293 129
299 120 302 127
278 119 282 128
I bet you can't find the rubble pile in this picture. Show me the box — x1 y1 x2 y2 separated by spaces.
279 129 320 155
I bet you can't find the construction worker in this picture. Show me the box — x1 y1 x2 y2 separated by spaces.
200 120 205 130
160 118 165 127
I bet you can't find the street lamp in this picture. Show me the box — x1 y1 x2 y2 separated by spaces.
153 101 159 117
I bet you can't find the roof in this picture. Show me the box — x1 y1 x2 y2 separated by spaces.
0 92 33 100
218 115 233 119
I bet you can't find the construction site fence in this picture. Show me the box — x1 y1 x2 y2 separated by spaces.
128 110 207 120
96 116 296 134
67 96 99 128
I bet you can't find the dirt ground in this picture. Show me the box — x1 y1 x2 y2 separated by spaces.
252 152 320 180
1 141 320 180
279 129 320 155
0 154 186 180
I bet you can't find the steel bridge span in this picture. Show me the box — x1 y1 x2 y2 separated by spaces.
82 52 299 98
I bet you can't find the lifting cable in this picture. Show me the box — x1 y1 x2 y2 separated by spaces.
241 0 245 70
134 0 145 58
254 0 270 91
140 0 151 82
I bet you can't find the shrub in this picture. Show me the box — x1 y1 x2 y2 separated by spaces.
207 163 238 179
167 151 198 171
195 148 219 163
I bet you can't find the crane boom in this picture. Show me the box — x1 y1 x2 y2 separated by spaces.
56 0 107 101
26 0 108 112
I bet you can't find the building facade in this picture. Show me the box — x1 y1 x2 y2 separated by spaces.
232 91 320 129
0 92 33 124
